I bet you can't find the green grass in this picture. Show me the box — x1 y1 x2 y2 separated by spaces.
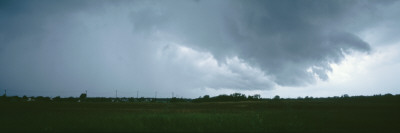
1 101 399 132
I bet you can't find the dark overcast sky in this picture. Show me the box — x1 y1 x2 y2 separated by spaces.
1 0 400 98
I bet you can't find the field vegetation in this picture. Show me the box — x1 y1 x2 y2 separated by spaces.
0 93 399 132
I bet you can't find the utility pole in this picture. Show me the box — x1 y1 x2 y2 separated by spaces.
115 89 118 98
172 92 174 98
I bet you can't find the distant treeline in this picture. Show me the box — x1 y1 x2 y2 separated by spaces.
193 93 400 103
0 96 189 103
0 93 190 103
1 92 399 103
192 93 261 102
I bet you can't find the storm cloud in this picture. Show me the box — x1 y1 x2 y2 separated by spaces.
128 0 373 86
0 0 397 97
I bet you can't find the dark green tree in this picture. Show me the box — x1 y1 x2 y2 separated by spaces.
80 93 87 99
273 95 280 100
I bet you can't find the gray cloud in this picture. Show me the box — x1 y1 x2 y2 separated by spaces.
0 0 397 97
129 0 373 86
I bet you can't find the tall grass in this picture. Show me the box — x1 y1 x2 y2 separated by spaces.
1 99 399 132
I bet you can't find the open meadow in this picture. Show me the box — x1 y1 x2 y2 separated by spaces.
1 96 399 132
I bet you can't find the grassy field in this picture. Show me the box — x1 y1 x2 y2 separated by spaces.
1 99 399 132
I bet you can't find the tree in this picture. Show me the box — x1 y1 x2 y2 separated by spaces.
53 96 61 101
247 95 254 100
273 95 280 100
247 94 261 101
35 96 51 102
79 93 87 99
384 93 393 97
230 93 246 101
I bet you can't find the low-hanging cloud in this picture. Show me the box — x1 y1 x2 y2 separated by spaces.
1 0 397 97
129 0 372 86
